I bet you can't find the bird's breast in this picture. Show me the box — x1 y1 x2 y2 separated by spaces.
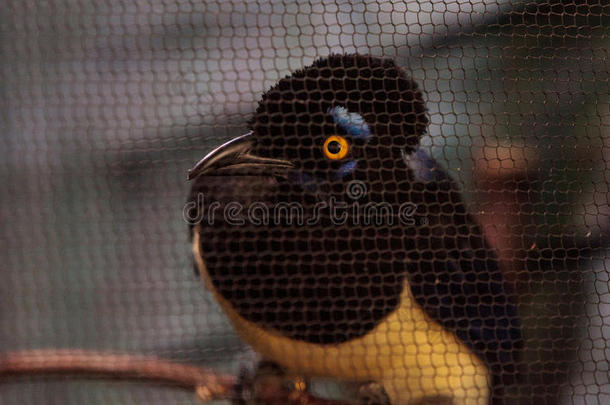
196 221 409 345
193 228 489 405
190 175 417 345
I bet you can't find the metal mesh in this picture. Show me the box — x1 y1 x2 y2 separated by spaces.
1 1 609 404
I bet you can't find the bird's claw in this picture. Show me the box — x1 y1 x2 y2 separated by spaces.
232 361 307 405
356 382 391 405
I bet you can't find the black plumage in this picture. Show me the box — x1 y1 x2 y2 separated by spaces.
188 54 522 403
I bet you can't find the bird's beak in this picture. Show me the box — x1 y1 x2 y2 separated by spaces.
187 131 294 180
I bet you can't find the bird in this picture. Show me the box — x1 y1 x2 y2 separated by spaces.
186 54 522 405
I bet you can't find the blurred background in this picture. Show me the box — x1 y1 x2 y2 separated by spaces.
0 0 608 403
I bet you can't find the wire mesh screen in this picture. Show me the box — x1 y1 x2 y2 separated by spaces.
1 1 608 404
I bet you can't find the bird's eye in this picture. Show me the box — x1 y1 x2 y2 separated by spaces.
323 135 349 160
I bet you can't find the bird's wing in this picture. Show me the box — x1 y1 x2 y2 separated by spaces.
404 147 523 386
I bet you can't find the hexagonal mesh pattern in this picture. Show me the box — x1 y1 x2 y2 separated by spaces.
1 1 608 404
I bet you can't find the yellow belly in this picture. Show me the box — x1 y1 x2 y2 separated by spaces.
193 230 490 405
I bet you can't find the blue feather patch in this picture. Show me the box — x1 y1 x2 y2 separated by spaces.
328 106 371 140
334 159 358 179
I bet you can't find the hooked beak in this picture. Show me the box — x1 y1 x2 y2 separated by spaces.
187 131 294 180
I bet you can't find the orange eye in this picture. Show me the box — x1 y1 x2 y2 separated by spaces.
323 135 349 160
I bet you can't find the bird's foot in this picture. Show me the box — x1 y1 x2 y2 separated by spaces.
232 361 307 405
356 382 391 405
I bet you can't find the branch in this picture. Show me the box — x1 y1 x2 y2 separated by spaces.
0 349 355 405
0 349 235 401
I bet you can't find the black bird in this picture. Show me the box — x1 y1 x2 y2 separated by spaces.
186 54 522 405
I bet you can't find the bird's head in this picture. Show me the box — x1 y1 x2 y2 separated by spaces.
188 54 428 192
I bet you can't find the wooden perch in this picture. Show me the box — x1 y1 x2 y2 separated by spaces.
0 349 354 405
0 349 234 401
